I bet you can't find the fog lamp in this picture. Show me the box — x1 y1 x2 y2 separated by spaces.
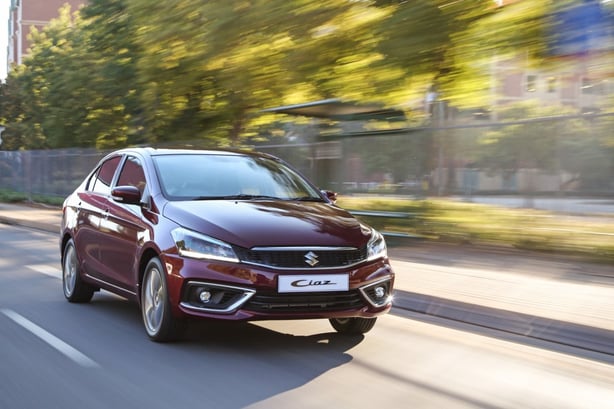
198 289 212 303
374 286 386 299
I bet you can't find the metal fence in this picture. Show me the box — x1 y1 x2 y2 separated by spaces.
0 149 108 199
259 112 614 197
1 113 613 199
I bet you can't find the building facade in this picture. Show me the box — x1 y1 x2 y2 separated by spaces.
6 0 85 73
494 1 613 111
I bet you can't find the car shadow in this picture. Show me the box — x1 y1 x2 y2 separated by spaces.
68 292 366 408
84 292 363 350
56 289 613 408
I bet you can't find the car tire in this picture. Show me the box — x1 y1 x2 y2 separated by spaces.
329 317 377 334
62 239 95 303
141 257 182 342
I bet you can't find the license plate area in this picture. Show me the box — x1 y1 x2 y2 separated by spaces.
278 274 349 293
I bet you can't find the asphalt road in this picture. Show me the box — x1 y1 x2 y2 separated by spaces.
1 224 614 409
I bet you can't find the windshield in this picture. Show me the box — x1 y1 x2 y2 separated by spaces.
153 153 323 201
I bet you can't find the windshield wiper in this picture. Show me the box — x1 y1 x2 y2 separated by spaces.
192 194 324 202
193 194 282 201
289 196 325 202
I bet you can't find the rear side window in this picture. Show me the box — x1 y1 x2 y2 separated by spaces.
88 156 121 195
117 156 146 194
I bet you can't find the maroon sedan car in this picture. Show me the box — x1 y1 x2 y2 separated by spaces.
60 148 394 341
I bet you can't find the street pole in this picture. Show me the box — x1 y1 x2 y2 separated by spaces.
435 102 445 197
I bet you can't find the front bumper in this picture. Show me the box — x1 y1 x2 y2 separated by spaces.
161 254 394 321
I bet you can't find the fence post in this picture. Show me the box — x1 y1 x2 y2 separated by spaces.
24 151 32 202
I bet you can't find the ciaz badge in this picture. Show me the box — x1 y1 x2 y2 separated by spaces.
278 274 349 293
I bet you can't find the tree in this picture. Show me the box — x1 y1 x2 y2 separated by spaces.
125 0 360 145
1 0 597 150
0 74 30 150
79 0 146 148
2 5 109 149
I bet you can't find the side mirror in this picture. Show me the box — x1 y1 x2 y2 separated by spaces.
111 185 142 205
322 190 338 204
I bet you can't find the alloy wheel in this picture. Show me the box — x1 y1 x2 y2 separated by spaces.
143 266 165 335
63 244 77 297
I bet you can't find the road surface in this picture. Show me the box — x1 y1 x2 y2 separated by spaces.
1 224 613 409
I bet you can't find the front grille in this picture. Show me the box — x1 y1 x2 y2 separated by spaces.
234 247 367 269
244 290 365 313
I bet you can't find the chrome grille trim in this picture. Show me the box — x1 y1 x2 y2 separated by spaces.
250 246 358 251
233 246 368 270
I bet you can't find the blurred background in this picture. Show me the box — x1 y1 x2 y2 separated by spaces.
0 1 613 259
1 5 614 408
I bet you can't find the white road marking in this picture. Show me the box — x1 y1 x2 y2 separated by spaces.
26 264 61 279
1 309 99 368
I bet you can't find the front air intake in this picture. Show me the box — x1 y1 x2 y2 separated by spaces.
180 281 255 313
359 278 393 307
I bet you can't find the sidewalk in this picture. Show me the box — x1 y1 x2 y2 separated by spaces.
0 202 62 234
1 202 613 356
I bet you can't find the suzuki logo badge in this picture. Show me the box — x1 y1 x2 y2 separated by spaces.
304 251 319 267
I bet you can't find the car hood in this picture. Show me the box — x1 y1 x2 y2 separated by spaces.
163 200 371 248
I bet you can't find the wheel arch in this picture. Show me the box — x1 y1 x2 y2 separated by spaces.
137 247 160 304
60 233 73 264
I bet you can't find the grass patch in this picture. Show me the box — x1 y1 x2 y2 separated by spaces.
0 189 64 207
337 196 614 263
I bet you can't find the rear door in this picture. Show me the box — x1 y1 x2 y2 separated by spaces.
74 155 123 279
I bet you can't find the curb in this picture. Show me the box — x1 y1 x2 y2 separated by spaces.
0 214 59 235
393 291 614 359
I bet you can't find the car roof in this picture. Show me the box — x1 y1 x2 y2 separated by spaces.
114 147 275 160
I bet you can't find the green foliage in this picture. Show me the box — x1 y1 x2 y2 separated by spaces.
80 0 145 148
0 0 598 150
0 189 65 206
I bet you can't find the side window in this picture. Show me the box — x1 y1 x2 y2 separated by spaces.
117 156 147 194
88 156 122 195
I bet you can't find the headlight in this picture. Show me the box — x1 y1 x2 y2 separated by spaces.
171 227 239 263
366 229 387 261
